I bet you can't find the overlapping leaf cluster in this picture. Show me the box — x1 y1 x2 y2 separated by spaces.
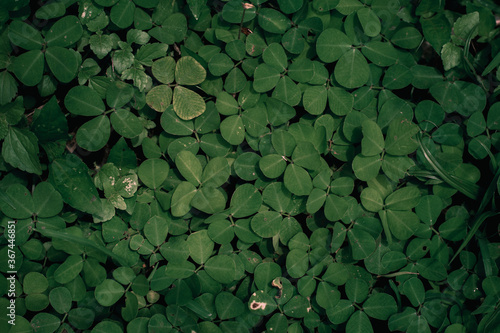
0 0 500 332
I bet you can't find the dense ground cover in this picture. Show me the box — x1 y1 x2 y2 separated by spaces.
0 0 500 332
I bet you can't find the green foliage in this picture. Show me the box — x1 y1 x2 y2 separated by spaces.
0 0 499 332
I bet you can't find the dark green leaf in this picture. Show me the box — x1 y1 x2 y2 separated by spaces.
8 20 44 50
45 16 83 47
76 115 110 151
334 49 370 89
65 86 105 116
2 127 42 175
10 50 44 86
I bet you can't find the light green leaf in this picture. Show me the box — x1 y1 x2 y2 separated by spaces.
262 182 292 214
348 229 376 260
316 281 341 310
36 2 65 19
135 43 168 66
49 287 72 314
279 0 304 14
173 85 206 120
259 154 286 179
186 0 204 20
345 278 369 303
175 56 206 85
208 219 234 244
224 67 247 93
152 56 175 84
160 105 194 135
